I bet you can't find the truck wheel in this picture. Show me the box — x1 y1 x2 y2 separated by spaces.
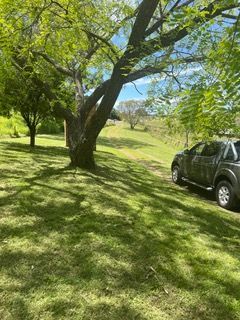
172 165 182 185
216 180 237 210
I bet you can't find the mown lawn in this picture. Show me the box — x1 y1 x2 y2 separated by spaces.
0 126 239 320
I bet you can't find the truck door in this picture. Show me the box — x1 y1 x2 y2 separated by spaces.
183 143 205 180
197 142 222 185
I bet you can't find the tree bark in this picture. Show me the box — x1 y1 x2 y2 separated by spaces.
67 118 96 169
66 71 124 169
29 126 36 148
64 120 70 147
69 140 95 169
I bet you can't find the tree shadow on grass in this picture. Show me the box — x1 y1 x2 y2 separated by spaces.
126 158 231 207
0 141 68 157
0 142 240 319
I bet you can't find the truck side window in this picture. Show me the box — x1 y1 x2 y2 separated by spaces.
225 145 235 161
201 142 220 157
234 142 240 159
190 143 205 155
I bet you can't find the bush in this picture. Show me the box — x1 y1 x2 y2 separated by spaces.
0 114 28 137
109 109 121 121
37 118 64 134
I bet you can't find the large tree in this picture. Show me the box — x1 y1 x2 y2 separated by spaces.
0 0 239 168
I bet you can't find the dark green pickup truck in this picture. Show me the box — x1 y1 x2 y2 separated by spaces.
171 141 240 210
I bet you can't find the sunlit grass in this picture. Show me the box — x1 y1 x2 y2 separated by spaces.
0 115 28 137
0 126 239 320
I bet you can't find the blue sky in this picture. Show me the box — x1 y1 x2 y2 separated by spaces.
117 79 150 104
116 65 202 105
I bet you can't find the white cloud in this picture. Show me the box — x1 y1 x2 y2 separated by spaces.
124 77 153 87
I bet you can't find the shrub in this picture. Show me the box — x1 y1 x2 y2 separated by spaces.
37 118 64 134
0 114 28 137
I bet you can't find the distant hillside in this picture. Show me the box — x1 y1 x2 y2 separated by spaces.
143 117 191 148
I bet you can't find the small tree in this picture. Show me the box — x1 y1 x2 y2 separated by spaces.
1 73 51 147
21 90 50 147
118 100 147 129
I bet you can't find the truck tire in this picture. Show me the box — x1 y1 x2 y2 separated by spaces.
216 180 238 210
172 165 182 185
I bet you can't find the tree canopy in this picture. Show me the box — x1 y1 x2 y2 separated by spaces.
0 0 239 167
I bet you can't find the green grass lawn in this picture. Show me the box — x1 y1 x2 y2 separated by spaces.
0 125 239 320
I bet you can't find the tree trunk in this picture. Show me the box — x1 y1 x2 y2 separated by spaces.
64 120 70 147
67 118 96 169
67 70 123 169
69 141 96 169
29 126 36 148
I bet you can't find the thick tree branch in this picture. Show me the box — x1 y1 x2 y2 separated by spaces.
83 54 205 117
145 0 195 37
33 51 73 76
85 3 141 61
127 0 159 47
83 80 110 116
222 13 239 20
83 0 160 116
74 70 85 114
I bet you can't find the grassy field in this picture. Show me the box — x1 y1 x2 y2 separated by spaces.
143 118 190 148
0 125 239 320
